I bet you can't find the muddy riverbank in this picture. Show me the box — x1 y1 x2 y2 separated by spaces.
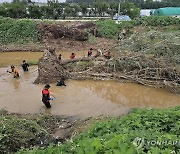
0 37 116 54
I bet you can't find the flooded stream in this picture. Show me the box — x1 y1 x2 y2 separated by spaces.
0 52 179 117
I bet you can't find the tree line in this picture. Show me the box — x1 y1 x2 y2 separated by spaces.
0 0 140 19
67 0 180 9
0 0 179 19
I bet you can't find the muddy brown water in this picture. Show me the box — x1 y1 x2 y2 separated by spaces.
0 52 179 117
0 51 87 67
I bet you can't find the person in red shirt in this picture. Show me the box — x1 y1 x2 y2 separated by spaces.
42 84 51 109
70 53 75 59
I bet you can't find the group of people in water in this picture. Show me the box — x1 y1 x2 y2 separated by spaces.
8 48 111 109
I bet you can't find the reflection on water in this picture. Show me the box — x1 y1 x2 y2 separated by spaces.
0 52 179 117
12 78 21 90
0 51 86 67
0 66 179 117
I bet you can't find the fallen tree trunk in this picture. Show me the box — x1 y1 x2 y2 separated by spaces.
70 72 180 93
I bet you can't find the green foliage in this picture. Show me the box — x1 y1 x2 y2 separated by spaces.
118 16 180 30
96 19 120 39
88 33 96 44
133 16 180 27
121 2 140 19
0 17 39 44
0 113 50 153
163 25 180 32
27 60 38 65
92 2 109 17
76 61 94 71
18 107 180 154
0 2 27 18
79 2 88 16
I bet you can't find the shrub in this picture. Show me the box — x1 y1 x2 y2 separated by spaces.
96 19 120 39
119 16 180 29
0 17 39 44
0 114 51 153
133 16 180 27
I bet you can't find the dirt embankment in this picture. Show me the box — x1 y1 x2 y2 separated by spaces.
0 21 116 52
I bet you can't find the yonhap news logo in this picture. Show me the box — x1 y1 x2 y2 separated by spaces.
133 137 145 149
133 137 180 149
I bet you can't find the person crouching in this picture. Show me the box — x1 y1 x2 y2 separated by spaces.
42 84 51 109
56 77 66 86
7 65 20 78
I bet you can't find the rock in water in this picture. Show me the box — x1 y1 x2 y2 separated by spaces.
34 49 67 84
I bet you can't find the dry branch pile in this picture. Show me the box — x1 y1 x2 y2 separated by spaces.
37 24 88 41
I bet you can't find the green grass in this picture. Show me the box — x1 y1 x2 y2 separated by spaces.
17 106 180 154
27 60 38 66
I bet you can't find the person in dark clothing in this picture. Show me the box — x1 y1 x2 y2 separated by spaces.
21 60 29 72
56 77 66 86
58 54 62 61
87 48 93 57
42 84 51 109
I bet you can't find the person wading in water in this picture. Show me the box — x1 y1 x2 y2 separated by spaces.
58 54 62 62
21 60 29 72
42 84 52 109
56 77 66 86
7 65 20 78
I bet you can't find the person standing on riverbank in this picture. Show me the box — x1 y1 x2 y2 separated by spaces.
42 84 52 109
21 60 29 72
7 65 19 78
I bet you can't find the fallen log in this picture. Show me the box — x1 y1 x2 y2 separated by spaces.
70 72 180 93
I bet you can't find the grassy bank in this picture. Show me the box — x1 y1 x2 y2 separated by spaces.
17 107 180 154
0 111 51 153
0 17 39 45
